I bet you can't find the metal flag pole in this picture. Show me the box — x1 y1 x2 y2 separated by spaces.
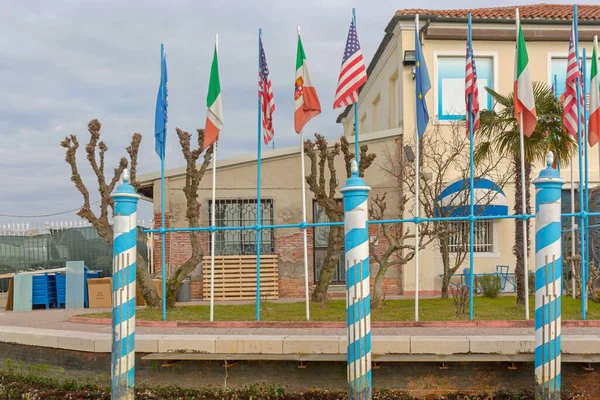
209 34 219 322
352 8 360 165
467 13 476 321
414 14 421 322
573 5 586 320
554 74 561 172
256 28 263 321
583 46 589 316
159 43 167 322
298 26 311 321
516 8 530 320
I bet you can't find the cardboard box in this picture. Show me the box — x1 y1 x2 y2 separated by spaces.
136 279 163 306
87 278 112 308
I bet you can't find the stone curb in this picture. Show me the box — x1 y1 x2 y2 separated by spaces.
1 326 599 357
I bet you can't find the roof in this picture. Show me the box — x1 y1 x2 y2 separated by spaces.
395 4 600 21
336 4 600 123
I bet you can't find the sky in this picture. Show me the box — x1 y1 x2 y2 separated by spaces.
0 0 588 225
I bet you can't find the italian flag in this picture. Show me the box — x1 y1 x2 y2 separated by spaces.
204 41 223 150
514 23 537 137
294 32 321 133
590 37 600 147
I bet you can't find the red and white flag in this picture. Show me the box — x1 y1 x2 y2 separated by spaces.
465 39 480 136
563 21 585 139
333 19 367 109
259 37 275 145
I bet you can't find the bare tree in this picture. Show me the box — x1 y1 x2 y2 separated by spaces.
61 121 213 308
168 128 214 307
381 123 512 299
368 192 434 309
304 134 375 302
61 119 161 306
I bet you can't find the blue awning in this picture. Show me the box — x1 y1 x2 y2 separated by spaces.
434 178 508 217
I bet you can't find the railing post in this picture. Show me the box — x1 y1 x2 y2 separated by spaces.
340 160 372 400
533 152 564 400
110 169 140 400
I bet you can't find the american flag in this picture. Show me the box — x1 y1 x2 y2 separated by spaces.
259 37 275 145
465 40 480 136
333 19 367 109
563 22 584 139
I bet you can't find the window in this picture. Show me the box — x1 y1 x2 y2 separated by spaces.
389 70 398 128
372 93 380 132
448 220 494 253
549 56 592 104
313 201 345 284
436 55 493 121
208 199 274 255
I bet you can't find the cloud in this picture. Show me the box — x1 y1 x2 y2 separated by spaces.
0 0 583 223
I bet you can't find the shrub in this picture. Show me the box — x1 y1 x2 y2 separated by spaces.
479 274 502 298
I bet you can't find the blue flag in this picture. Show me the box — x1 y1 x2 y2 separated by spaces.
155 44 168 159
415 25 430 137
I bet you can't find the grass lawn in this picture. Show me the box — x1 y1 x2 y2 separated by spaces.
82 295 600 322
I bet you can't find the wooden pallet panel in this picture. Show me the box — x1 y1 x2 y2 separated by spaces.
202 255 279 300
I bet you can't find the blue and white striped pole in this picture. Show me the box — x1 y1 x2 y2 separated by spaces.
341 160 371 400
110 169 140 399
533 152 564 399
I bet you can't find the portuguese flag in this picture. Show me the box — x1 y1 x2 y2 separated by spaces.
590 37 600 147
294 32 321 133
204 41 223 150
513 22 537 137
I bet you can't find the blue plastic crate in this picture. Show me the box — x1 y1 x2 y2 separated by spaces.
32 273 57 309
56 267 99 308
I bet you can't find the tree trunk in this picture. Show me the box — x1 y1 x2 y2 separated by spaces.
371 261 388 310
136 254 161 307
439 235 452 299
311 224 344 302
513 156 532 305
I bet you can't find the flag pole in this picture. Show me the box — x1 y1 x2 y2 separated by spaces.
352 8 360 165
554 74 561 172
573 5 586 320
298 25 311 321
256 28 263 321
209 35 218 322
414 14 420 322
516 9 530 319
583 45 589 316
159 43 167 322
467 13 475 321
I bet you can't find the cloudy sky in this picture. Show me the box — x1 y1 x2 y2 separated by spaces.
0 0 586 225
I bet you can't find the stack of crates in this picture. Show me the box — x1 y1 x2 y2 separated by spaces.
32 273 57 309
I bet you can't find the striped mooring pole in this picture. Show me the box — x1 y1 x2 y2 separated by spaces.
340 160 372 400
110 169 140 399
533 152 564 399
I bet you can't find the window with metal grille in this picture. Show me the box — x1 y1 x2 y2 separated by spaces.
208 199 274 255
448 220 494 253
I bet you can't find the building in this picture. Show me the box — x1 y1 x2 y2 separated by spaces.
138 4 600 299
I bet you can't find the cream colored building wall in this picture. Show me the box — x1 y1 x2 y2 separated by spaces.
149 130 403 244
341 22 597 293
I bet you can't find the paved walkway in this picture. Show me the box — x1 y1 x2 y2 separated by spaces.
1 307 598 336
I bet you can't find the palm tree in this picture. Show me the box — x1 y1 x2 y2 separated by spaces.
476 81 575 305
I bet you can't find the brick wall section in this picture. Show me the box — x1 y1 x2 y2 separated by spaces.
152 213 403 299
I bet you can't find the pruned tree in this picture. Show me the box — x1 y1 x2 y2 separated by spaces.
304 134 375 302
61 120 213 308
384 122 513 299
168 128 213 307
61 119 161 306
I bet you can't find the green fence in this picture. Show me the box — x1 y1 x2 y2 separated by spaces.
0 221 152 292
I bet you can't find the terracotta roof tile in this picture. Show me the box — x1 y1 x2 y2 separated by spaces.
396 4 600 21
